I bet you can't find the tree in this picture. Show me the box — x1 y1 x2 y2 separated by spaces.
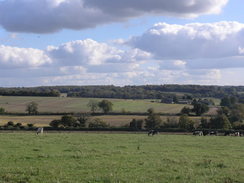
181 106 191 115
192 102 209 116
178 115 195 130
220 96 237 107
129 119 144 130
60 115 77 127
26 101 38 115
144 108 162 130
87 100 99 113
77 113 90 127
210 114 232 130
0 107 5 114
88 118 109 128
173 95 178 103
98 100 113 114
199 117 209 129
49 120 61 128
6 121 14 127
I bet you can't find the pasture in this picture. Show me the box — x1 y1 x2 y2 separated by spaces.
0 96 188 114
0 133 243 183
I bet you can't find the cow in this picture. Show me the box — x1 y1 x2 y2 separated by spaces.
209 131 218 136
36 127 43 135
235 132 240 136
148 130 159 136
202 130 218 136
224 131 235 136
193 131 203 136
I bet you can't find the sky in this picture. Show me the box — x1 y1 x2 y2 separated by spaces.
0 0 244 87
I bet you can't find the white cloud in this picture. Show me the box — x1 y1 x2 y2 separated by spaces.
1 28 244 86
129 21 244 59
47 39 124 66
0 45 51 68
0 0 228 33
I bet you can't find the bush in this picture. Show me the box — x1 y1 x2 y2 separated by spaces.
89 118 109 128
144 108 162 130
129 119 144 130
27 123 34 128
0 107 5 114
178 115 195 131
49 120 61 128
60 115 77 127
98 100 113 114
6 121 14 127
181 107 191 115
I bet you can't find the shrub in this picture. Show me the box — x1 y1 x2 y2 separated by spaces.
129 119 144 130
0 107 5 114
7 121 14 126
178 115 195 131
27 123 34 128
60 115 77 127
144 108 162 130
89 118 109 128
49 120 61 128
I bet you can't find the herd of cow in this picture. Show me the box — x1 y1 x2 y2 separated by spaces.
193 130 243 136
36 128 243 137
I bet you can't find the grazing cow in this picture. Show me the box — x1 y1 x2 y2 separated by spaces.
36 127 43 135
235 132 240 136
193 131 203 136
224 131 235 136
148 130 159 136
202 130 218 136
209 131 218 136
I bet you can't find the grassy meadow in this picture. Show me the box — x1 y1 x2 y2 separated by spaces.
0 133 243 183
0 96 188 114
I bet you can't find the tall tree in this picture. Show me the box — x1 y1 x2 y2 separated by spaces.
144 108 162 130
26 101 38 115
87 100 99 113
192 102 209 116
98 100 113 114
210 114 232 130
178 114 194 130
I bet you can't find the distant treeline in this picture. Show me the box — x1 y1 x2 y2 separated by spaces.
0 87 60 97
1 85 244 100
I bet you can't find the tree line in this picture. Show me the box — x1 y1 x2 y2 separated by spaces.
1 85 244 100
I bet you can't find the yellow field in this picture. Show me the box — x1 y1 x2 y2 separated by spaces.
0 115 203 127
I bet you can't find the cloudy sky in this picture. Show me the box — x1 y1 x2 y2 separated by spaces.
0 0 244 86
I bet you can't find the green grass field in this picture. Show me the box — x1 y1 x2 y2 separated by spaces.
0 133 243 183
0 96 188 114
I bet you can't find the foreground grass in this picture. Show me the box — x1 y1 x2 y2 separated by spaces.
0 133 243 183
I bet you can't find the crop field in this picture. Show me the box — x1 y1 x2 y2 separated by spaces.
0 133 243 183
0 96 188 114
0 115 61 127
0 115 204 127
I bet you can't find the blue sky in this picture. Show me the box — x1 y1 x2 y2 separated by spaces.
0 0 244 86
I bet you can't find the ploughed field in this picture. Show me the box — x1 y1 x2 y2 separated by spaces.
0 96 189 114
0 133 243 183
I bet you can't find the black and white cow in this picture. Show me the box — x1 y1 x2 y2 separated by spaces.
193 131 203 136
36 127 43 135
148 130 159 136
